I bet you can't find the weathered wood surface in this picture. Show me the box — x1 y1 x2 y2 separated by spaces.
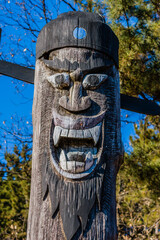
27 47 122 240
0 60 159 115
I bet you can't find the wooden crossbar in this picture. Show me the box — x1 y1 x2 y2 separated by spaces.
0 60 160 115
0 60 34 84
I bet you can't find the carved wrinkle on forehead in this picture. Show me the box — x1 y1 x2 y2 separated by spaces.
49 48 94 63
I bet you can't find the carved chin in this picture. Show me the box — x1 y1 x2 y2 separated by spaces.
50 120 104 179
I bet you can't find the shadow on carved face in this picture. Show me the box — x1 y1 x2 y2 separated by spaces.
44 48 115 179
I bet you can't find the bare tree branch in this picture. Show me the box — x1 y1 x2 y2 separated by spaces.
61 0 76 11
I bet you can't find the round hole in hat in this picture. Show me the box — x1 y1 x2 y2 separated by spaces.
73 27 87 40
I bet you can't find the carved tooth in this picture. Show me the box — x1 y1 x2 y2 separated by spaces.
68 129 84 139
67 152 85 162
53 126 62 146
85 152 93 170
68 129 76 138
76 130 84 139
61 128 69 137
83 129 92 139
85 160 93 171
89 123 102 146
67 161 76 173
85 152 93 162
59 150 67 171
75 162 85 173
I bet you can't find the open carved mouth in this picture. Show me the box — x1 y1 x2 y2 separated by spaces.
51 121 104 179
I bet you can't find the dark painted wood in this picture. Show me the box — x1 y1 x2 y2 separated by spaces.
36 11 119 67
121 94 160 115
0 60 34 84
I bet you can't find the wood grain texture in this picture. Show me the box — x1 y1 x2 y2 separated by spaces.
27 48 123 240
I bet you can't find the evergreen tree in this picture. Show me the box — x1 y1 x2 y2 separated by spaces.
0 0 160 238
105 0 160 101
0 144 31 240
117 116 160 239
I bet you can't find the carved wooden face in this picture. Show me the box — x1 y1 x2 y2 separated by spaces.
39 48 120 180
33 47 121 239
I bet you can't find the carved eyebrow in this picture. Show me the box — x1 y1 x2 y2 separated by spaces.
42 58 79 72
42 58 113 73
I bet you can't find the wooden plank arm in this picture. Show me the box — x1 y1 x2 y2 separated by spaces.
0 60 34 84
121 94 160 116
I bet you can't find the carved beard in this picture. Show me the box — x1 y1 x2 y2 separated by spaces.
41 151 106 240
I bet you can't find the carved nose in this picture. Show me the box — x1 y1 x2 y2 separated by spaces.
59 82 91 112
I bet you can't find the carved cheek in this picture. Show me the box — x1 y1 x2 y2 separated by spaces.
86 90 107 111
52 89 69 108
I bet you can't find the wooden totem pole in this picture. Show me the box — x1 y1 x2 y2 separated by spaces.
27 11 123 240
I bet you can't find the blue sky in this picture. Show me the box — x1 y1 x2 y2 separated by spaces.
0 0 146 157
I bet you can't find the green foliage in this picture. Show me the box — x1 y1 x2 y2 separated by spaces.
106 0 160 101
128 117 160 196
0 0 160 239
74 0 160 100
0 144 31 240
117 116 160 239
75 0 107 14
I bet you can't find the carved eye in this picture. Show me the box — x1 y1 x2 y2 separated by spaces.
47 73 70 89
82 74 108 90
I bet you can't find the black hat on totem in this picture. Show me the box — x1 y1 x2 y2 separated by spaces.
36 11 119 67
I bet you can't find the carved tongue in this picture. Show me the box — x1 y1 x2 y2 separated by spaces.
85 152 94 170
59 149 94 173
67 152 85 173
59 150 67 171
67 152 85 162
89 123 101 146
